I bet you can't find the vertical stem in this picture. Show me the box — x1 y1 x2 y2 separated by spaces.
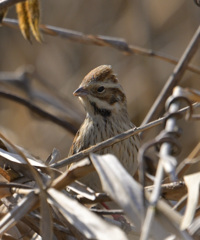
140 161 164 240
142 25 200 125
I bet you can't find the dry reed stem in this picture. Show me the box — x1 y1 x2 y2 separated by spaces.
0 88 197 171
2 18 200 75
0 0 26 9
0 90 78 134
142 25 200 125
0 132 44 190
51 103 195 169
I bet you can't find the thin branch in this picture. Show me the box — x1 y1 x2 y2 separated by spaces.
77 193 111 204
0 0 26 9
51 104 195 169
78 181 186 204
0 67 84 125
0 182 32 189
140 161 164 240
52 122 161 169
0 91 78 135
176 142 200 178
2 18 200 75
142 25 200 125
91 209 124 215
0 132 44 194
141 88 187 240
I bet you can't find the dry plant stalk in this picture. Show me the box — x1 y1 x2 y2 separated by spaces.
0 7 8 23
0 3 200 239
0 100 199 239
1 17 200 75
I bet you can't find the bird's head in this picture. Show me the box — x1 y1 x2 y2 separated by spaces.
73 65 127 118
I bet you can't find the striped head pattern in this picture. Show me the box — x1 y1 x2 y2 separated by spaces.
73 65 128 118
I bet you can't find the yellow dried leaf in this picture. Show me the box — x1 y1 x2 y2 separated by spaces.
26 0 43 42
16 2 31 42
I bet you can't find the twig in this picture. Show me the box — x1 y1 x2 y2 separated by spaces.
52 120 162 169
0 67 84 125
78 181 186 205
176 143 200 178
51 104 196 169
0 90 78 135
0 132 44 193
77 192 111 204
140 161 164 240
145 181 186 201
194 0 200 7
0 0 26 9
0 182 32 189
91 209 124 215
173 194 188 211
142 25 200 125
11 188 33 195
2 18 200 75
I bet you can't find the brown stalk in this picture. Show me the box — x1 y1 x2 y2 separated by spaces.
142 25 200 125
0 90 77 135
0 0 26 9
2 18 200 75
51 103 194 169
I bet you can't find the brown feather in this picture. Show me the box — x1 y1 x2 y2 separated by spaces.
68 65 140 191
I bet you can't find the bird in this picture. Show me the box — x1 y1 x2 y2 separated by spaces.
68 65 140 192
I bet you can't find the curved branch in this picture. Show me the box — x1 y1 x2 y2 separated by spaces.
0 91 78 135
2 18 200 75
0 0 26 9
142 25 200 124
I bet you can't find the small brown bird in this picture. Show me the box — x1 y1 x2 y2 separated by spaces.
69 65 140 191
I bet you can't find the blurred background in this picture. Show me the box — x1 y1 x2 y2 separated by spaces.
0 0 199 162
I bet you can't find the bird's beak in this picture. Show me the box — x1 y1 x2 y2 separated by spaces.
73 87 89 96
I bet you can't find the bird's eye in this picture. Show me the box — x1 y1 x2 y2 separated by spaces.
97 86 105 93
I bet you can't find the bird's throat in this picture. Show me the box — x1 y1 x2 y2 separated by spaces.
89 101 111 118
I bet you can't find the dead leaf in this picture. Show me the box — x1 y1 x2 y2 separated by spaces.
26 0 43 42
48 188 128 240
16 2 31 42
181 172 200 230
51 158 94 190
0 191 38 236
90 153 143 229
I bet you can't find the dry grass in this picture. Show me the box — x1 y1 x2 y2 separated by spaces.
0 0 200 239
